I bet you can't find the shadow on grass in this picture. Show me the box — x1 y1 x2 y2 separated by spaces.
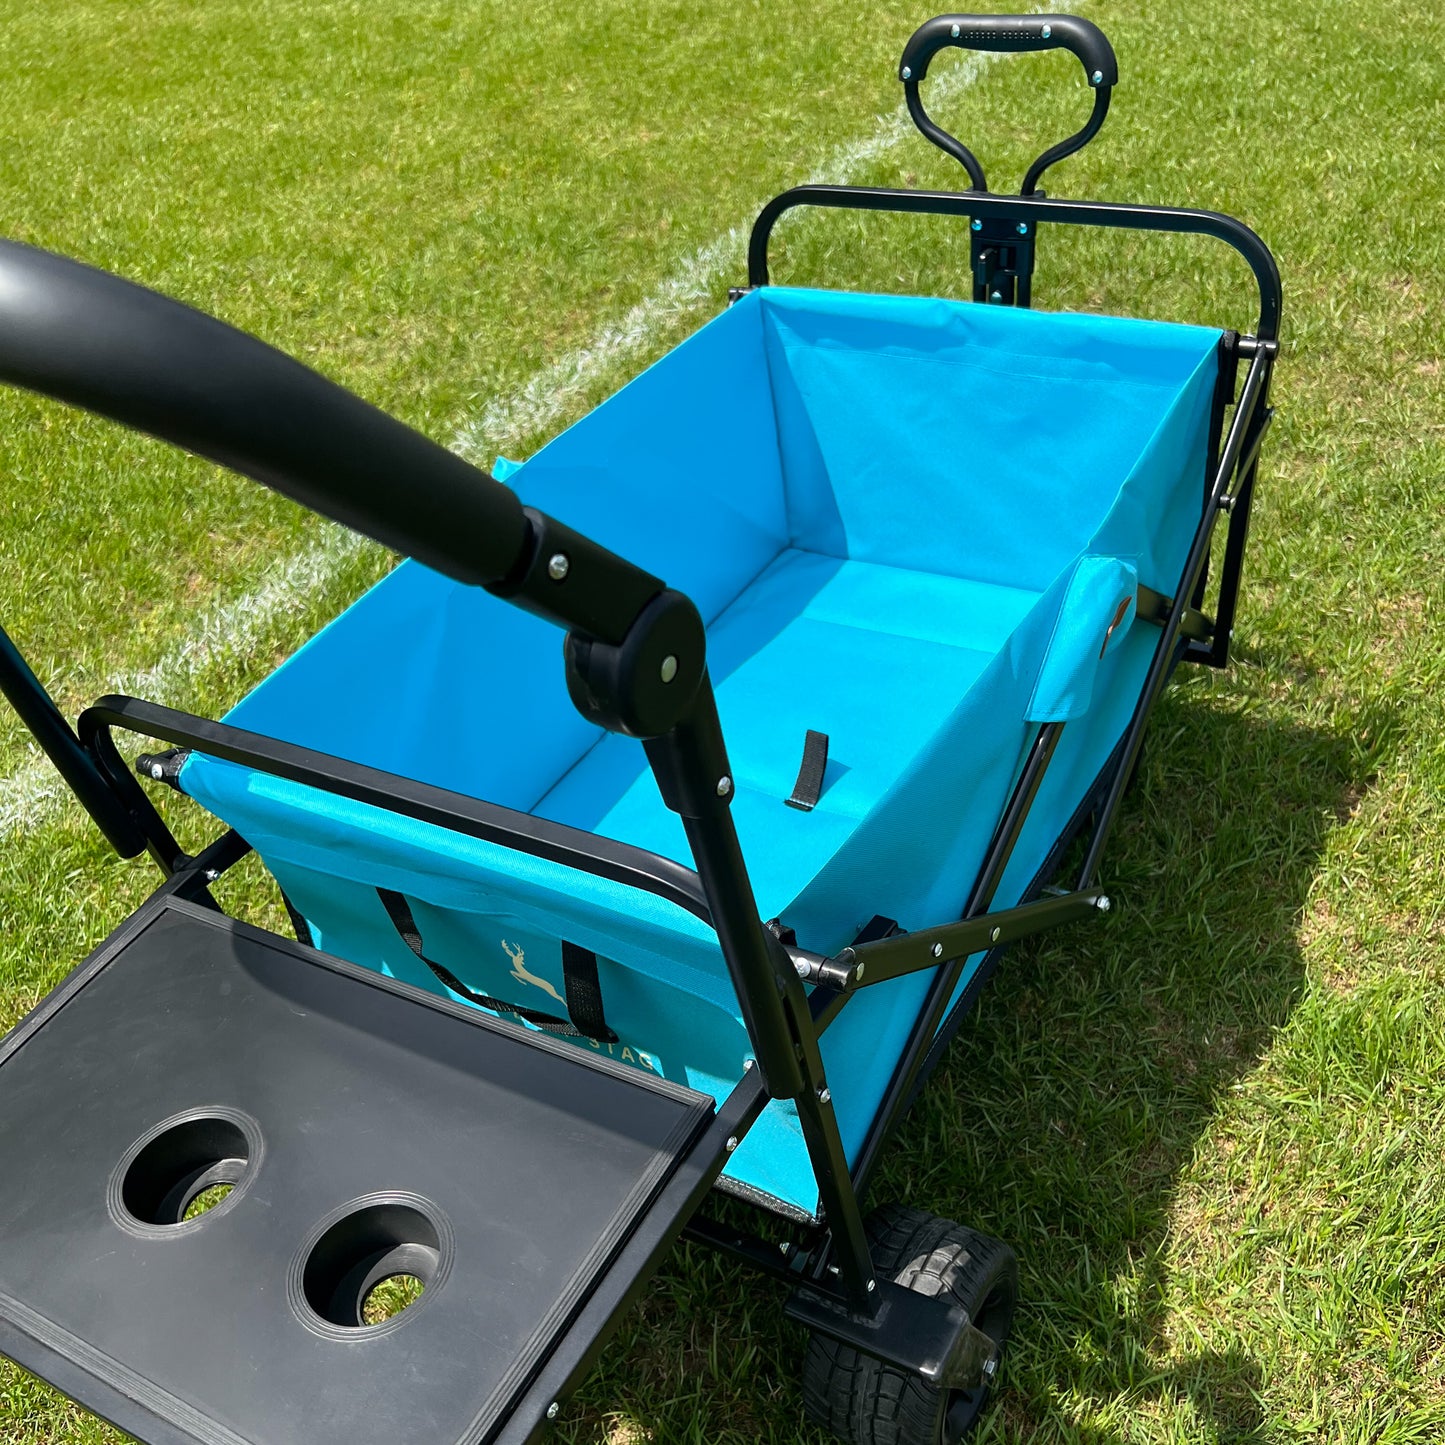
898 684 1397 1444
557 684 1395 1445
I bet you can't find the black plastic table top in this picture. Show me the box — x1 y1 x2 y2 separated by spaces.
0 896 713 1445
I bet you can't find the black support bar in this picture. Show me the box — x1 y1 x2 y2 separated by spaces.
748 186 1282 342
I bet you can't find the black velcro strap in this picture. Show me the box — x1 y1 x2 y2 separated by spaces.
376 888 614 1042
785 729 830 812
562 940 618 1043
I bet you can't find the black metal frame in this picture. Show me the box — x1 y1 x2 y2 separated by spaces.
0 11 1281 1430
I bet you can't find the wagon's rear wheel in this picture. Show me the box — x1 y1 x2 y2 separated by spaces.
801 1205 1017 1445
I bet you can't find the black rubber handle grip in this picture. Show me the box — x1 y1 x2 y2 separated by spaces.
0 239 529 588
900 14 1118 88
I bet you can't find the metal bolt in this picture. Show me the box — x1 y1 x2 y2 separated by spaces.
817 1086 831 1104
1096 895 1112 912
854 961 866 982
546 553 570 581
1016 222 1029 236
660 654 678 683
716 775 733 797
794 958 811 979
546 1402 559 1420
950 22 960 36
744 1057 755 1071
901 65 912 79
990 926 1001 943
204 868 220 883
931 941 943 958
1219 493 1235 512
971 218 982 232
866 1279 876 1293
990 290 1003 303
1091 69 1104 85
726 1135 739 1152
150 762 165 780
1042 23 1052 38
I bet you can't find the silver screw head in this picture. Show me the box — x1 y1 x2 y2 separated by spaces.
716 775 733 797
546 1402 559 1420
794 958 811 978
150 762 165 780
726 1135 739 1152
931 941 943 958
950 22 960 36
854 961 866 982
866 1279 876 1293
901 65 912 79
1042 23 1052 38
989 290 1003 302
546 552 570 581
971 218 982 231
1096 895 1112 912
990 926 1001 943
660 654 678 683
1016 221 1029 235
1091 69 1104 85
817 1085 831 1104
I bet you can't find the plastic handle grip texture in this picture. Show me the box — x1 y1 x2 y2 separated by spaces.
900 14 1119 88
0 239 528 589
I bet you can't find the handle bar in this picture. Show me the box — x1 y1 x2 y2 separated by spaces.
900 14 1117 194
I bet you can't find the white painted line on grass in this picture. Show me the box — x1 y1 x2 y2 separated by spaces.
0 35 1029 839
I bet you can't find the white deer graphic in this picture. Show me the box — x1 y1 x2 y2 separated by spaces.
501 939 567 1007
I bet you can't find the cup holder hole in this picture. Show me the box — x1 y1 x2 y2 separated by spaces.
299 1200 446 1332
114 1112 258 1230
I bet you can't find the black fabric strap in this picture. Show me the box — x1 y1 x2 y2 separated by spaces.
786 728 830 811
376 888 615 1042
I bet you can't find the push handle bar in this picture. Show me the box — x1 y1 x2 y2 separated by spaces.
0 239 529 590
900 14 1116 194
900 14 1117 88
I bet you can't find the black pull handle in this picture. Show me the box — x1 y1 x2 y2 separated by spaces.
899 14 1117 194
900 14 1117 89
0 239 531 591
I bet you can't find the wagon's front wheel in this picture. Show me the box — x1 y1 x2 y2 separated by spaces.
801 1205 1017 1444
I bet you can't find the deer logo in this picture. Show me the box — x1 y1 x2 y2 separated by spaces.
501 939 566 1007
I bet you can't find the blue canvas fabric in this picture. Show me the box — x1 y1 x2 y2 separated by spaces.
181 287 1222 1218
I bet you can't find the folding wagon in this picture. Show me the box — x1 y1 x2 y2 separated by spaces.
0 14 1280 1444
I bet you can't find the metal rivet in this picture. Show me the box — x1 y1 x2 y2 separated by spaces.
717 775 733 797
990 291 1003 303
150 762 165 780
744 1057 755 1071
547 553 570 581
971 218 982 232
990 926 1001 943
546 1402 559 1420
726 1135 739 1152
204 868 221 883
866 1279 876 1292
817 1086 831 1104
901 65 912 79
854 961 866 982
794 958 810 978
1042 23 1052 38
1096 895 1112 912
931 942 943 958
1016 222 1029 236
950 22 960 36
660 654 678 683
1091 69 1104 85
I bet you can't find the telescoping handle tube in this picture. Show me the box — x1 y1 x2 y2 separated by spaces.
900 13 1117 194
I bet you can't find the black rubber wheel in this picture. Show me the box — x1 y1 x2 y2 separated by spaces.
801 1205 1018 1445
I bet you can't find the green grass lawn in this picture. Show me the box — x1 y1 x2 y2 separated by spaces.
2 0 1444 1441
